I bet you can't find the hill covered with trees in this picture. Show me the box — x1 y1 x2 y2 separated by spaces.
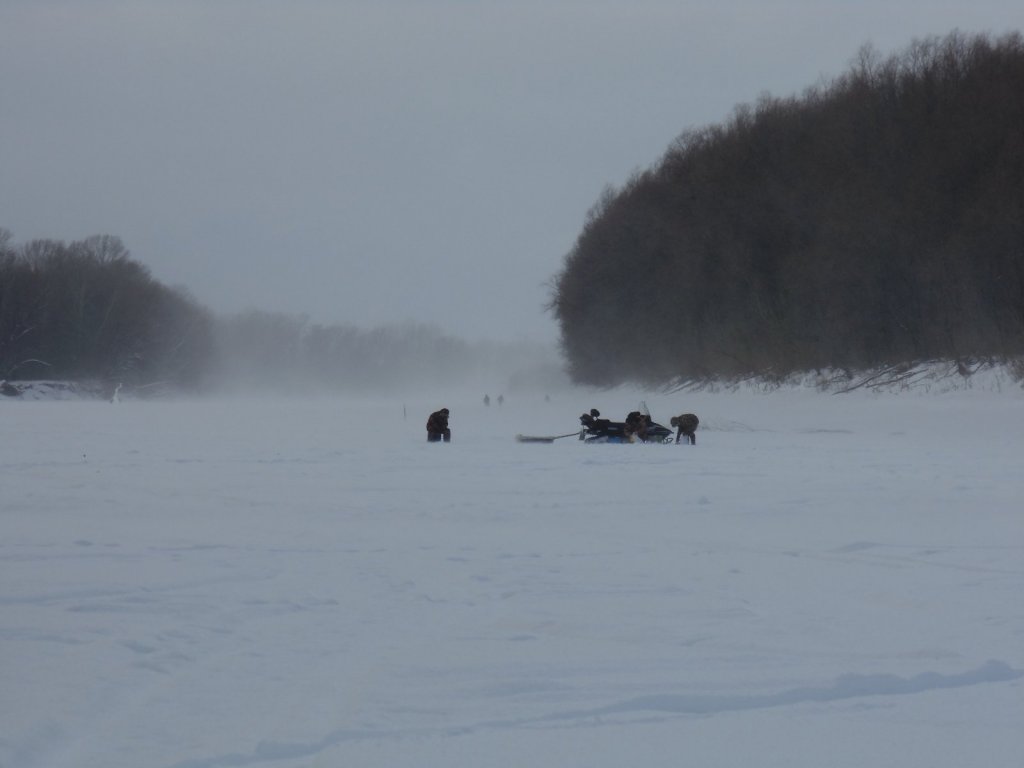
550 32 1024 386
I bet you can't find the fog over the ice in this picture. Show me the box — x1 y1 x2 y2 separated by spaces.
2 1 1022 343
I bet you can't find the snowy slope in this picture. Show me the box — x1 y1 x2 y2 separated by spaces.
2 382 1022 768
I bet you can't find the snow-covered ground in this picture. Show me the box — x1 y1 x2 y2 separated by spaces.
2 378 1022 768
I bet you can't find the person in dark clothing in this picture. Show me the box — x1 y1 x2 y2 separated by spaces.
579 411 596 432
580 408 630 442
579 408 602 431
426 408 451 442
670 413 699 445
624 410 645 440
580 408 612 436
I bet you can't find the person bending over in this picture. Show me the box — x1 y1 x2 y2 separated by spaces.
427 408 451 442
670 413 699 445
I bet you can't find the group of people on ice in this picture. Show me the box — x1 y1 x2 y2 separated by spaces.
426 405 698 445
579 408 698 444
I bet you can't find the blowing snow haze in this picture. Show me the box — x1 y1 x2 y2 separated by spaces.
2 1 1023 342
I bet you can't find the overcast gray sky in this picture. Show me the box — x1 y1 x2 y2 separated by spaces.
2 1 1022 343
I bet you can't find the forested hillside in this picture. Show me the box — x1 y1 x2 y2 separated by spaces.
551 32 1024 386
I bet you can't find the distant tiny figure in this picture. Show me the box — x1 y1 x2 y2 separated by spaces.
497 394 504 406
670 413 699 445
426 408 451 443
483 394 490 406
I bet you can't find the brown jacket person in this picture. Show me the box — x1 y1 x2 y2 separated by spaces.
670 413 699 445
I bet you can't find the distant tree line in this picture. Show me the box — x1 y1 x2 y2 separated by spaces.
550 32 1024 385
0 229 565 394
0 230 214 389
211 310 562 393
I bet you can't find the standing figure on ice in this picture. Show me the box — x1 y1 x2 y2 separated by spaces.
426 408 451 443
671 413 699 445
